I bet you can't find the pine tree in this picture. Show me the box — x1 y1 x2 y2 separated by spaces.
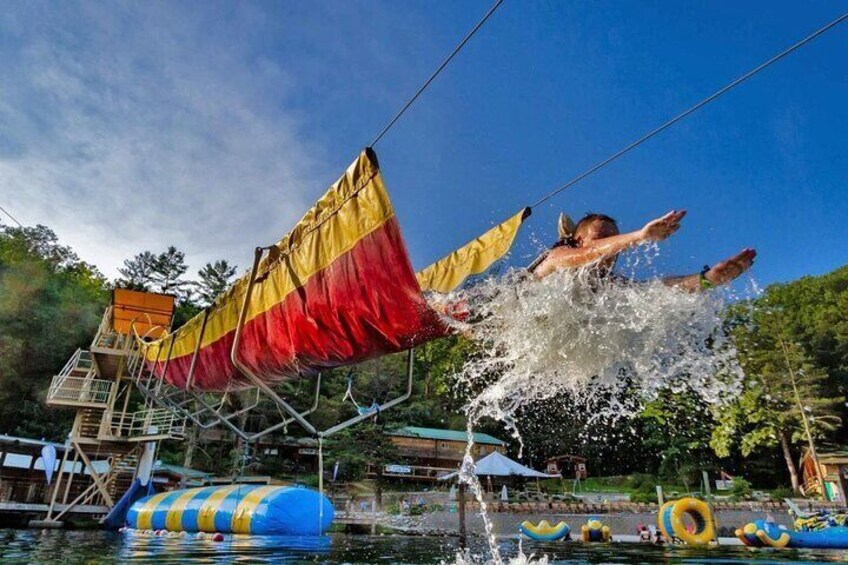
117 251 157 290
196 260 237 306
151 246 190 298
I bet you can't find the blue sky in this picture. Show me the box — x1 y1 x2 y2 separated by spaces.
1 1 846 287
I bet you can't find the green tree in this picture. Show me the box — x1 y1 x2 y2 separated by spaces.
327 422 399 508
0 223 108 438
711 300 844 493
196 260 238 306
117 250 157 290
117 246 191 298
151 246 190 298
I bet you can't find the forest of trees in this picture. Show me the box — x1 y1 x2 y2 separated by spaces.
1 220 845 493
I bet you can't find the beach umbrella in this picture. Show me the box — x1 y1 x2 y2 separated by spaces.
500 485 509 502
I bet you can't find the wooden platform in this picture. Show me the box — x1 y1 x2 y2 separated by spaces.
0 501 109 515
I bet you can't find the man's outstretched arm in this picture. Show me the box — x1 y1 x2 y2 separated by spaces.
534 210 687 278
663 248 757 292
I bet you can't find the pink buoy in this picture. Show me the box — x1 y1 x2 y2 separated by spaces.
211 533 225 542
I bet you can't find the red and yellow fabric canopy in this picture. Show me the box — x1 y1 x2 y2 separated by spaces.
145 148 528 391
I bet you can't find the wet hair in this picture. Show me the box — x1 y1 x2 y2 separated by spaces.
551 213 618 249
527 212 619 272
573 213 618 240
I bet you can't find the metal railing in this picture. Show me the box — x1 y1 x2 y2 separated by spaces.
395 446 466 462
90 306 129 351
47 375 113 406
113 408 186 440
58 348 94 377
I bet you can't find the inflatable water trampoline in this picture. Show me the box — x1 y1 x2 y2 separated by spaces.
126 485 333 536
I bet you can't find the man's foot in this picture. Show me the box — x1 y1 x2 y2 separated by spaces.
704 248 757 286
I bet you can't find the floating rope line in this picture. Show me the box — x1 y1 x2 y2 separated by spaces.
528 12 848 210
370 0 505 147
0 204 23 227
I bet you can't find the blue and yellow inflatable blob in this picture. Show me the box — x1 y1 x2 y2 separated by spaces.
519 520 571 541
736 518 848 549
126 485 334 535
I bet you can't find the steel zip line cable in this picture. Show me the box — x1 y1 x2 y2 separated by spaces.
0 204 23 227
527 12 848 210
370 0 505 147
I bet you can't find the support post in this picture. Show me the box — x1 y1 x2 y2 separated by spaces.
184 309 210 390
154 332 177 394
230 247 318 435
62 450 80 504
72 441 114 507
458 483 467 541
45 444 71 520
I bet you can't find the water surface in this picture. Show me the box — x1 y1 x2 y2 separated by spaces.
1 530 846 564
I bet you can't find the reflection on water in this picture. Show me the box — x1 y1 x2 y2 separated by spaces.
0 529 846 564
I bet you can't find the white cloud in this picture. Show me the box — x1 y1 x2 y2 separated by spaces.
0 2 328 279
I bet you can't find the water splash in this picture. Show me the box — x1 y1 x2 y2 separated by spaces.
446 250 747 565
450 543 548 565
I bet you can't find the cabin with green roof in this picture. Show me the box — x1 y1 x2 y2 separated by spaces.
368 426 506 482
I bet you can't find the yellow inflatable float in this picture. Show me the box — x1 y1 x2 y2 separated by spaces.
519 520 571 541
581 518 611 542
657 497 716 545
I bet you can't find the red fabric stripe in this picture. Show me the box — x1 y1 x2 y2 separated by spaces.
154 219 449 391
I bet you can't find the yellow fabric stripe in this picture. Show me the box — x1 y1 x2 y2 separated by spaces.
196 485 240 532
416 208 529 294
145 149 393 363
230 485 280 534
135 491 171 530
164 488 203 532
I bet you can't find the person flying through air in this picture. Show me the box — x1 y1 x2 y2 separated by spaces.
529 210 756 291
431 209 756 325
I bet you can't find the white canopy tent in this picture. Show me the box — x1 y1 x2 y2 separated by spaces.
438 451 558 481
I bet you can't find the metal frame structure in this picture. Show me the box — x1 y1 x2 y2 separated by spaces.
129 245 417 491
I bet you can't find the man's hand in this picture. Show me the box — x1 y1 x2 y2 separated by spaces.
640 210 687 242
704 248 757 285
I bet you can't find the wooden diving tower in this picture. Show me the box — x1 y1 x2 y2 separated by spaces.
33 290 184 527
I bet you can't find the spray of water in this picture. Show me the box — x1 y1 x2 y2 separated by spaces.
444 248 748 565
450 542 548 565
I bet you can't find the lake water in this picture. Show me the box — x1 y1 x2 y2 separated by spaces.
1 530 846 564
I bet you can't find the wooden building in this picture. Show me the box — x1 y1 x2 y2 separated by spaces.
545 455 588 479
198 428 320 475
0 434 110 525
369 426 506 481
800 448 848 503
